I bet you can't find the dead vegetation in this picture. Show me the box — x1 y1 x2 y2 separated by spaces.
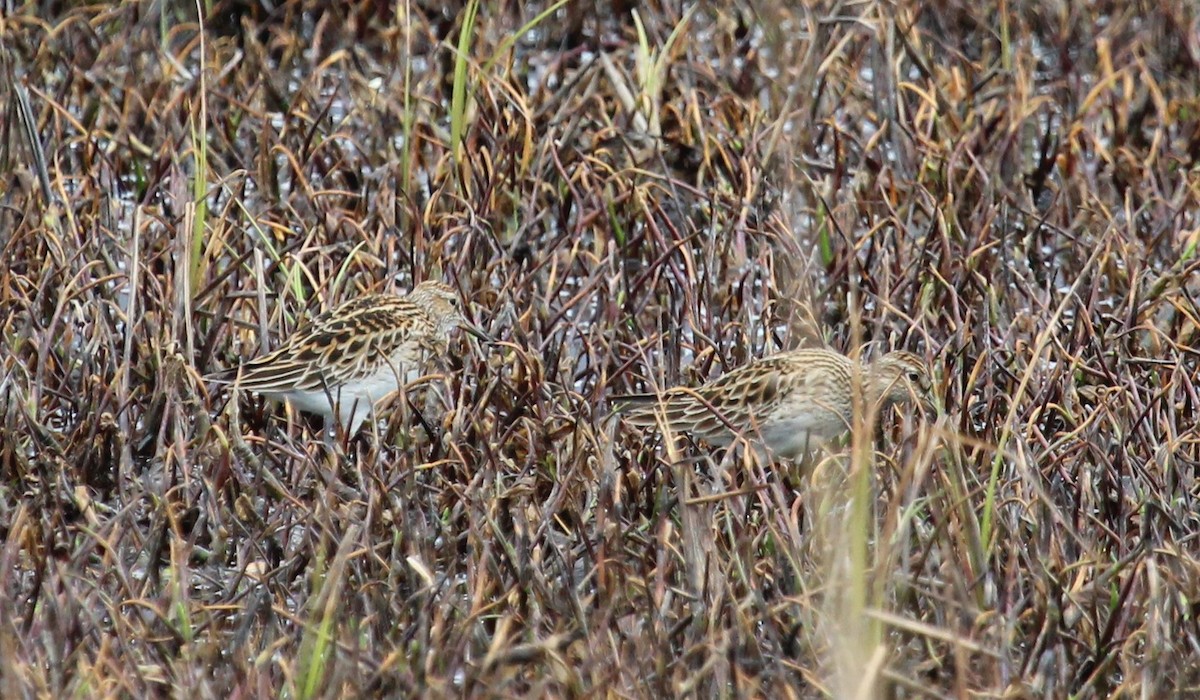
2 0 1200 697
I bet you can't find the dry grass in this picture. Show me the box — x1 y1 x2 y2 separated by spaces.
2 0 1200 697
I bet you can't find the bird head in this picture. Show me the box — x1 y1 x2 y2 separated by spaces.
408 280 492 342
866 351 933 409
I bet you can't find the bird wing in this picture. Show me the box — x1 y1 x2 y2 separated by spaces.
614 350 860 445
614 357 788 437
206 295 431 394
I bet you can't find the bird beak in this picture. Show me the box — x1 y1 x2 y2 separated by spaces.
463 322 495 344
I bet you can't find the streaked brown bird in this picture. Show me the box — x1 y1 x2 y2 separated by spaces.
613 349 933 459
208 280 490 433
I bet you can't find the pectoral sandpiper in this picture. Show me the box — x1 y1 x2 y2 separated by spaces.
613 349 933 458
208 280 491 434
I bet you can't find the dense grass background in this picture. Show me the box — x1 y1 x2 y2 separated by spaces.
2 0 1199 697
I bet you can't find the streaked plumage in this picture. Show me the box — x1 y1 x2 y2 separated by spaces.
613 349 932 458
208 281 489 434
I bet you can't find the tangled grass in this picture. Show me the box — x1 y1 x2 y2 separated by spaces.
2 0 1199 697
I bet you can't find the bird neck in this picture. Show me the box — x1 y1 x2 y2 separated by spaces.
862 364 896 407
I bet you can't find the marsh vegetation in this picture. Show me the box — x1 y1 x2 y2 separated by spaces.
2 1 1199 696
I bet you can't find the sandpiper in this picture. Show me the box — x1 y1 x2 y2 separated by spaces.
613 349 932 458
208 280 490 434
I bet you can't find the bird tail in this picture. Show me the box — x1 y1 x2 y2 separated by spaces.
609 393 659 407
609 393 670 427
203 343 316 393
205 366 240 384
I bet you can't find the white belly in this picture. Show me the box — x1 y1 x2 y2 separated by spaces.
756 409 851 458
281 365 420 433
